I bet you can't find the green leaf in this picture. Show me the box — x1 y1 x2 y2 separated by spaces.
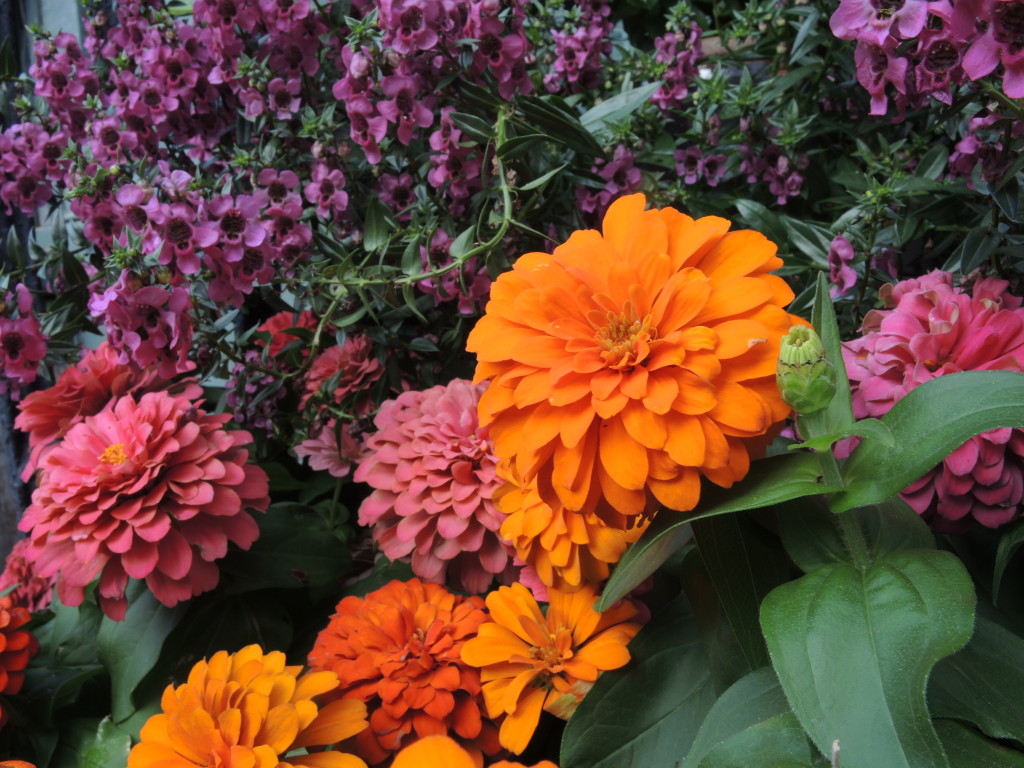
699 714 816 768
917 145 951 182
788 417 893 452
561 594 718 768
929 615 1024 744
682 666 794 767
517 96 603 156
788 8 821 65
993 519 1024 604
497 133 547 159
761 550 976 768
833 371 1024 512
935 720 1024 768
97 582 187 723
690 515 793 673
956 228 1002 273
50 717 132 768
340 557 415 599
447 225 476 261
579 82 660 140
779 498 935 574
517 162 569 192
599 453 839 609
362 197 395 253
811 272 855 436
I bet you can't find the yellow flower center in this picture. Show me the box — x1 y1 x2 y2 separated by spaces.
98 442 128 465
592 300 656 370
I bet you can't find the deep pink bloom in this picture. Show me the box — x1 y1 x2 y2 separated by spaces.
377 74 434 145
958 0 1024 98
830 0 930 45
854 38 910 115
828 234 858 298
18 390 270 620
354 379 515 593
301 334 384 412
417 229 491 314
294 419 365 478
842 271 1024 531
0 285 47 400
0 539 57 612
675 146 703 185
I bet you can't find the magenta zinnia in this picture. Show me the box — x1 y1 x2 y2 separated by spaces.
843 270 1024 531
19 390 270 620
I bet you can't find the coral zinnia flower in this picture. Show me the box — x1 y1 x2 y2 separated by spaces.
842 270 1024 532
467 193 799 526
301 334 383 413
14 342 200 479
19 390 270 620
461 583 641 755
307 578 497 765
496 469 646 592
127 644 369 768
391 735 559 768
0 594 39 727
0 539 56 612
354 379 515 593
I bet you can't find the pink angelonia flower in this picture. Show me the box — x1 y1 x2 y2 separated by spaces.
577 144 642 218
303 163 348 219
157 201 219 275
354 379 516 594
377 173 416 220
417 229 491 314
18 390 270 621
207 193 268 262
830 0 930 45
828 234 859 298
702 153 728 187
842 271 1024 532
345 96 387 165
675 146 703 185
294 419 365 478
258 168 301 205
957 0 1024 98
380 0 441 54
267 77 302 119
854 38 910 115
0 284 47 401
378 74 435 145
0 539 56 613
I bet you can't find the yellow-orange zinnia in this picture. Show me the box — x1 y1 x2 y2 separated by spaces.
391 734 559 768
461 583 641 755
467 193 801 526
127 644 369 768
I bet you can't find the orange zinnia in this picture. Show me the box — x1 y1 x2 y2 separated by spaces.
461 583 641 755
127 644 368 768
467 193 800 525
307 578 497 765
496 468 645 592
391 735 558 768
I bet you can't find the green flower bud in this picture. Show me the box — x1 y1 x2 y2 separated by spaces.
776 325 837 415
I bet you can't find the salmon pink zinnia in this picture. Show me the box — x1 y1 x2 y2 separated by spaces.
19 390 270 620
467 193 801 527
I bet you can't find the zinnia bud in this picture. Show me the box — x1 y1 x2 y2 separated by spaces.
776 325 837 415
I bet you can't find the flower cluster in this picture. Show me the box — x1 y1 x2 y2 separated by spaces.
19 389 270 620
577 145 643 219
0 285 47 402
543 0 615 94
355 379 515 593
843 270 1024 532
651 22 703 113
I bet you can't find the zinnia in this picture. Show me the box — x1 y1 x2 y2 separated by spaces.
467 193 800 527
354 379 515 593
391 735 558 768
461 582 641 754
842 270 1024 531
0 539 56 612
127 644 369 768
19 390 270 620
307 578 497 765
0 594 39 727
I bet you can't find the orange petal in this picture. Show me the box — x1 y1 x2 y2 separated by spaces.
598 418 648 491
391 735 475 768
648 467 701 512
498 684 547 755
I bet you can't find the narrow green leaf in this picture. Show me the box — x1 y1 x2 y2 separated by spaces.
993 519 1024 604
784 219 833 269
957 228 1002 273
497 133 547 159
833 371 1024 512
691 515 793 672
599 453 839 609
683 667 792 767
97 582 187 723
811 272 855 436
917 145 951 182
929 615 1024 743
788 8 821 65
561 595 718 768
935 720 1024 768
579 82 660 139
450 111 495 144
5 227 24 270
517 163 569 192
362 197 394 253
761 550 976 768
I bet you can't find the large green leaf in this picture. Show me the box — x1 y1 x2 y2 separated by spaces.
50 718 131 768
598 453 839 609
935 720 1024 768
96 582 187 723
993 519 1024 604
832 371 1024 512
683 667 798 767
761 551 975 768
929 615 1024 744
561 595 718 768
699 715 817 768
690 515 794 673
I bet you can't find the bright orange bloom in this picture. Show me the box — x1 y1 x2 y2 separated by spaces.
496 469 646 592
307 579 498 765
467 193 801 525
0 594 38 728
391 735 558 768
127 644 368 768
461 583 641 755
0 761 36 767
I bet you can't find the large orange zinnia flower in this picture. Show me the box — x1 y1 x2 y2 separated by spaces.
391 735 558 768
461 583 641 755
467 193 800 525
307 578 497 765
127 644 368 768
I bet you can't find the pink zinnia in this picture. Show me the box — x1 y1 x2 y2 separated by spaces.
294 419 364 478
0 539 56 612
19 390 271 620
301 334 383 412
354 379 515 594
842 270 1024 531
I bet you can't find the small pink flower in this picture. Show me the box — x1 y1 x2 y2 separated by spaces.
828 234 858 298
294 419 365 478
0 539 57 612
0 285 47 401
843 270 1024 532
830 0 930 45
301 334 384 412
354 379 515 593
19 390 270 620
957 0 1024 98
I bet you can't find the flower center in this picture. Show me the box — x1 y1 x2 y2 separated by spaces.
592 301 656 370
98 442 128 465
